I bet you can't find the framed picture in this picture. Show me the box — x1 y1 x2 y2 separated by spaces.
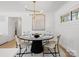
60 8 79 23
60 16 64 23
72 8 79 20
32 14 45 31
60 13 71 23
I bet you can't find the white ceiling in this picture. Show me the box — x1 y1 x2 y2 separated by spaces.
0 1 67 13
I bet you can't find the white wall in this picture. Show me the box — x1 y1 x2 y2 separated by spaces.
0 12 23 35
22 12 55 35
0 16 8 35
0 11 55 36
22 13 32 34
55 1 79 56
0 12 24 43
45 12 55 32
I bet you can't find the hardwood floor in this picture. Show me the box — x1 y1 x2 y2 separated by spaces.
0 39 16 48
59 45 72 57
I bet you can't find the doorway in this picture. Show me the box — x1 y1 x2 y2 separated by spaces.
8 17 22 39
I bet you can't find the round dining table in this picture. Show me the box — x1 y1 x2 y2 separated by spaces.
18 34 54 54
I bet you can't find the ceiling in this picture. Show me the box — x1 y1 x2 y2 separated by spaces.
0 1 67 13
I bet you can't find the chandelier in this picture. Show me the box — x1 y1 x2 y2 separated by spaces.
25 1 43 14
25 1 45 31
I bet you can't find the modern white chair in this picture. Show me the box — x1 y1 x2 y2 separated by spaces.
43 34 61 57
42 32 53 46
15 35 31 57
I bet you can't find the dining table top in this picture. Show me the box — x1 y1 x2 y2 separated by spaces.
18 34 54 41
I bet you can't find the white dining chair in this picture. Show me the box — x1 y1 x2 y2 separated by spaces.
42 32 54 46
43 34 61 57
15 35 31 57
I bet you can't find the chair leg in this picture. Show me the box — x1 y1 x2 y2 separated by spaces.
16 42 17 48
43 47 44 57
19 47 22 57
57 46 60 56
43 50 44 57
18 48 21 57
31 53 33 56
21 47 27 57
18 45 22 57
54 48 57 57
47 48 55 57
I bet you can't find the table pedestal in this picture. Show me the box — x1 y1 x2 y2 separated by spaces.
31 40 43 54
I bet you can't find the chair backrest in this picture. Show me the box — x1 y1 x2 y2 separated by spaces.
57 34 61 45
15 35 21 46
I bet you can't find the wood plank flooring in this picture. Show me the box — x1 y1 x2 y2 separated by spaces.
0 39 16 48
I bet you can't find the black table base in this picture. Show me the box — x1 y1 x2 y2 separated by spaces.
31 40 43 54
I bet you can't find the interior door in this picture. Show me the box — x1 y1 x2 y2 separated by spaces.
8 17 22 38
